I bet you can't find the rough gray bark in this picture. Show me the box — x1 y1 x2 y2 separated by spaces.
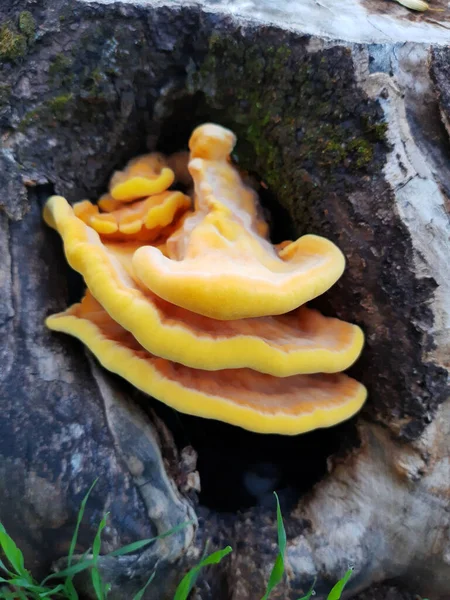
0 1 449 599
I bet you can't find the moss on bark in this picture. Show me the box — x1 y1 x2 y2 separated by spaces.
188 30 387 233
0 22 27 62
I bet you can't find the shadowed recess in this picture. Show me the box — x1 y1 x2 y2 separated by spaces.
51 92 362 513
153 402 358 512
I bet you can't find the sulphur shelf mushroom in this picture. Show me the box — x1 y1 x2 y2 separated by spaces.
133 124 346 320
109 152 175 202
47 291 366 435
73 190 191 242
44 196 364 376
43 123 367 434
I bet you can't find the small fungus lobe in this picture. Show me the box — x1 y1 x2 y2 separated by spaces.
109 152 175 202
43 123 367 435
73 191 191 242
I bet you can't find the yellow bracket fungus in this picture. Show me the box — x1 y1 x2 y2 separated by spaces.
43 122 367 435
47 291 367 436
132 124 345 320
73 191 191 242
109 152 175 202
44 195 363 376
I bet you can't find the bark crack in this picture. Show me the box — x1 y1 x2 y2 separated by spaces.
1 215 16 328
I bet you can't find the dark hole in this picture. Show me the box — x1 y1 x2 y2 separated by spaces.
153 402 357 513
66 264 85 306
257 183 297 244
50 90 360 514
34 182 56 209
155 92 205 156
35 182 87 305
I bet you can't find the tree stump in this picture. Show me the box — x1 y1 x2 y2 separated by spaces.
1 1 449 598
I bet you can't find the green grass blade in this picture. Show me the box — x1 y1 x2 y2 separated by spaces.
42 558 97 583
38 583 66 597
106 539 157 558
1 577 47 592
0 525 26 577
0 558 13 575
326 568 353 600
68 479 98 568
42 507 192 588
173 546 232 600
54 545 92 583
90 513 109 600
107 520 194 558
63 577 79 600
0 589 28 600
42 517 107 584
296 577 316 600
40 486 193 593
261 492 287 600
91 567 104 600
132 572 155 600
275 493 287 556
92 514 108 563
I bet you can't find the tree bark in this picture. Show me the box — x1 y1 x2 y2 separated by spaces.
0 1 449 598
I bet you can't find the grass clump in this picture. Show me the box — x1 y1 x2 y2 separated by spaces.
0 485 354 600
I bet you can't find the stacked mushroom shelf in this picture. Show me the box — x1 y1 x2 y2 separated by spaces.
43 123 367 435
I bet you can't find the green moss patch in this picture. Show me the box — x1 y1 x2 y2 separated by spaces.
19 11 35 41
0 23 27 62
19 94 74 131
189 31 388 232
0 12 35 63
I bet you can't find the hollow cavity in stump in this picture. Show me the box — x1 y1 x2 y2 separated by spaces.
45 120 363 510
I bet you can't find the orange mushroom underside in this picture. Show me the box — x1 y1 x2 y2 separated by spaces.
43 122 367 435
48 292 366 435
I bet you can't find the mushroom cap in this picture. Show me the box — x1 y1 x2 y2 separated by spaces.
47 291 367 435
133 202 345 320
189 123 236 160
43 195 364 376
73 191 191 242
131 124 345 319
109 152 175 202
